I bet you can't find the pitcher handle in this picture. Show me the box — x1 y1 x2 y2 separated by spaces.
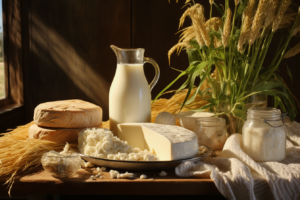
144 57 160 91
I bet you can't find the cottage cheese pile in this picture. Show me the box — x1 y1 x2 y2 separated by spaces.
78 128 159 161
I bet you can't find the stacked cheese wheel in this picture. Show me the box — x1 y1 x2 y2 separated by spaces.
29 100 103 144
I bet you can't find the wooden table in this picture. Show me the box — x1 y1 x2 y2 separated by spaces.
0 167 223 199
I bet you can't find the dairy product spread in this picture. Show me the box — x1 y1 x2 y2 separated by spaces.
117 123 198 160
78 128 159 161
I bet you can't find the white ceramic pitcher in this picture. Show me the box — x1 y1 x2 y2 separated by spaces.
109 45 160 135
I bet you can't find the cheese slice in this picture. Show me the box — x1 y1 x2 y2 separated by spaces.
117 123 199 161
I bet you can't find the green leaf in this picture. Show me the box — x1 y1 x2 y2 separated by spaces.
185 69 211 105
286 66 293 85
152 70 187 104
274 95 285 111
169 66 183 73
213 3 224 15
251 82 283 93
209 29 222 41
232 109 246 121
180 61 211 109
236 0 247 20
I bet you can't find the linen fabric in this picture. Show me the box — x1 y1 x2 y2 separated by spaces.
175 120 300 200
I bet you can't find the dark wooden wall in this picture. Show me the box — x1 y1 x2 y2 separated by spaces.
17 0 300 123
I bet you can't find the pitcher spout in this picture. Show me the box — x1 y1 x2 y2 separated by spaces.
110 44 145 64
110 45 120 56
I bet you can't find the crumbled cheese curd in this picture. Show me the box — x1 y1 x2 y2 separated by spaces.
117 172 134 179
60 143 71 155
81 161 94 168
109 170 119 179
95 173 102 178
198 145 208 155
159 171 167 177
78 128 159 161
101 167 106 171
140 174 147 179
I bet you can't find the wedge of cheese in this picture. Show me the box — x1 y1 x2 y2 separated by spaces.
117 123 198 161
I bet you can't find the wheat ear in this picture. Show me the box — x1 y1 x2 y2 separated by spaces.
292 25 300 36
278 11 297 30
237 0 257 52
272 0 293 32
222 8 232 47
264 0 279 28
168 42 189 65
284 43 300 59
191 6 210 46
179 7 193 29
249 0 268 46
205 17 222 31
209 0 214 4
206 17 222 47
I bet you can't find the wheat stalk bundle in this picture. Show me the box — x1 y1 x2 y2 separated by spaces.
0 122 66 195
162 0 300 129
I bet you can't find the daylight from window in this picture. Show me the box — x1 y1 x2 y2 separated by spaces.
0 0 4 99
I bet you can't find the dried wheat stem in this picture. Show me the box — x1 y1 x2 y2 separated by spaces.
249 0 268 46
272 0 293 32
284 43 300 58
222 8 232 47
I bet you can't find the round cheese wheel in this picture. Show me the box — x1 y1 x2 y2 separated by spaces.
28 124 82 144
34 99 102 128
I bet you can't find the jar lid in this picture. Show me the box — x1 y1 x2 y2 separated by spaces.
195 117 225 127
247 107 281 120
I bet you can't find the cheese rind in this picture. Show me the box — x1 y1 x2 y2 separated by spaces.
29 124 82 144
29 124 102 144
34 99 102 128
117 123 199 161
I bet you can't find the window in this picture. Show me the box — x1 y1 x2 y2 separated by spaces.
0 0 24 132
0 0 23 109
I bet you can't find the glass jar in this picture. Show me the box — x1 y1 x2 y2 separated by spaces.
194 117 227 150
242 107 286 162
41 150 82 178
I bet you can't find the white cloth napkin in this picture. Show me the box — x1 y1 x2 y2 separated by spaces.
175 120 300 200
